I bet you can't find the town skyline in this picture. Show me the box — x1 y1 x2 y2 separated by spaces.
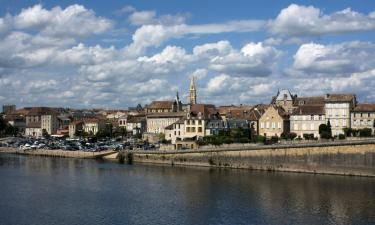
1 1 375 108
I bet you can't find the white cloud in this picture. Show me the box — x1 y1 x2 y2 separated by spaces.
1 4 113 39
271 4 375 36
128 10 156 25
291 41 375 76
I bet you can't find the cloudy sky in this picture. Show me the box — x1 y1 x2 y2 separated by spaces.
1 0 375 109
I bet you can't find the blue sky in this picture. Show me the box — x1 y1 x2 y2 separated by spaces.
0 0 375 108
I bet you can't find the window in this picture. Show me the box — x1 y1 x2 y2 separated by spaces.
294 124 298 131
368 113 371 118
198 127 202 132
278 122 281 129
343 120 347 127
260 122 264 129
266 122 269 129
272 122 275 129
198 120 202 125
311 115 314 120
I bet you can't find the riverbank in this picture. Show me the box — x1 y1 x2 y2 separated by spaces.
105 140 375 177
2 139 375 177
0 147 114 158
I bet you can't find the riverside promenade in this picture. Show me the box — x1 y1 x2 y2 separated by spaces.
0 147 115 159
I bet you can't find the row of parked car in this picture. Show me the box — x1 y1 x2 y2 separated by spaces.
0 137 158 152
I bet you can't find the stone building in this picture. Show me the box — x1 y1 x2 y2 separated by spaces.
2 104 16 114
165 119 185 144
25 107 57 137
290 105 326 138
324 94 356 136
83 118 105 135
351 103 375 134
184 104 219 139
146 112 185 134
259 105 289 137
68 121 84 138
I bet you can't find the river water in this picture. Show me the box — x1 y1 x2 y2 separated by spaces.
0 154 374 225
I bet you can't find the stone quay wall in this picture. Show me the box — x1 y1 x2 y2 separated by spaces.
129 141 375 177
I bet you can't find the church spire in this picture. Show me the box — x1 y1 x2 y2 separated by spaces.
189 76 197 105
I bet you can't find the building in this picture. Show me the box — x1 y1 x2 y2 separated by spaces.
272 89 296 113
68 121 84 138
83 119 105 135
205 119 227 136
184 104 219 139
189 76 197 105
165 119 185 144
324 94 356 136
146 112 185 133
25 107 57 137
351 103 375 134
259 105 289 137
41 114 59 135
290 105 326 138
126 116 146 135
2 104 16 114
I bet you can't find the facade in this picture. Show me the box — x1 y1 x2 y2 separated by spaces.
324 94 356 136
259 105 289 137
126 116 146 135
351 103 375 134
41 114 59 135
68 121 83 138
25 107 57 137
205 119 227 136
83 119 105 135
146 112 184 133
165 119 185 144
290 105 325 138
272 89 295 113
184 104 218 139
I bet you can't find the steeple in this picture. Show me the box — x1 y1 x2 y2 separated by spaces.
189 76 197 105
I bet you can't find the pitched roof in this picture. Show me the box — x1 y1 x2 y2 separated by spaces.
26 107 57 116
146 112 185 118
294 96 325 106
292 105 325 115
353 103 375 112
324 94 356 103
190 104 218 119
146 101 173 109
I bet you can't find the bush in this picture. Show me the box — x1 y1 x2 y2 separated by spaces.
338 134 346 140
359 128 372 137
256 135 266 143
303 133 315 140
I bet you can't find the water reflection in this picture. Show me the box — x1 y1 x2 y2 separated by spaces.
0 154 374 225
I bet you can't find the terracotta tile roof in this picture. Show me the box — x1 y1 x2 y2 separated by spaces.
353 103 375 112
292 105 325 115
146 112 185 118
127 116 146 123
26 107 57 116
69 121 84 126
190 104 218 119
147 101 173 109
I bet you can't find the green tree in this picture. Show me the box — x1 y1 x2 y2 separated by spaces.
42 129 50 138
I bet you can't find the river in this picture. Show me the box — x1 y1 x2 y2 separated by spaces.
0 154 374 225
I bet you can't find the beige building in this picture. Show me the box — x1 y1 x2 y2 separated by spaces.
324 94 356 136
68 121 84 138
351 103 375 134
83 119 105 135
25 107 57 137
259 105 289 137
290 105 325 138
41 114 59 135
146 112 184 134
184 104 218 139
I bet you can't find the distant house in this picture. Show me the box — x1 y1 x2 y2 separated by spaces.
184 104 219 139
83 119 106 135
25 107 58 137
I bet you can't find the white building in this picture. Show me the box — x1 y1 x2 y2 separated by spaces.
324 94 356 136
290 105 325 138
